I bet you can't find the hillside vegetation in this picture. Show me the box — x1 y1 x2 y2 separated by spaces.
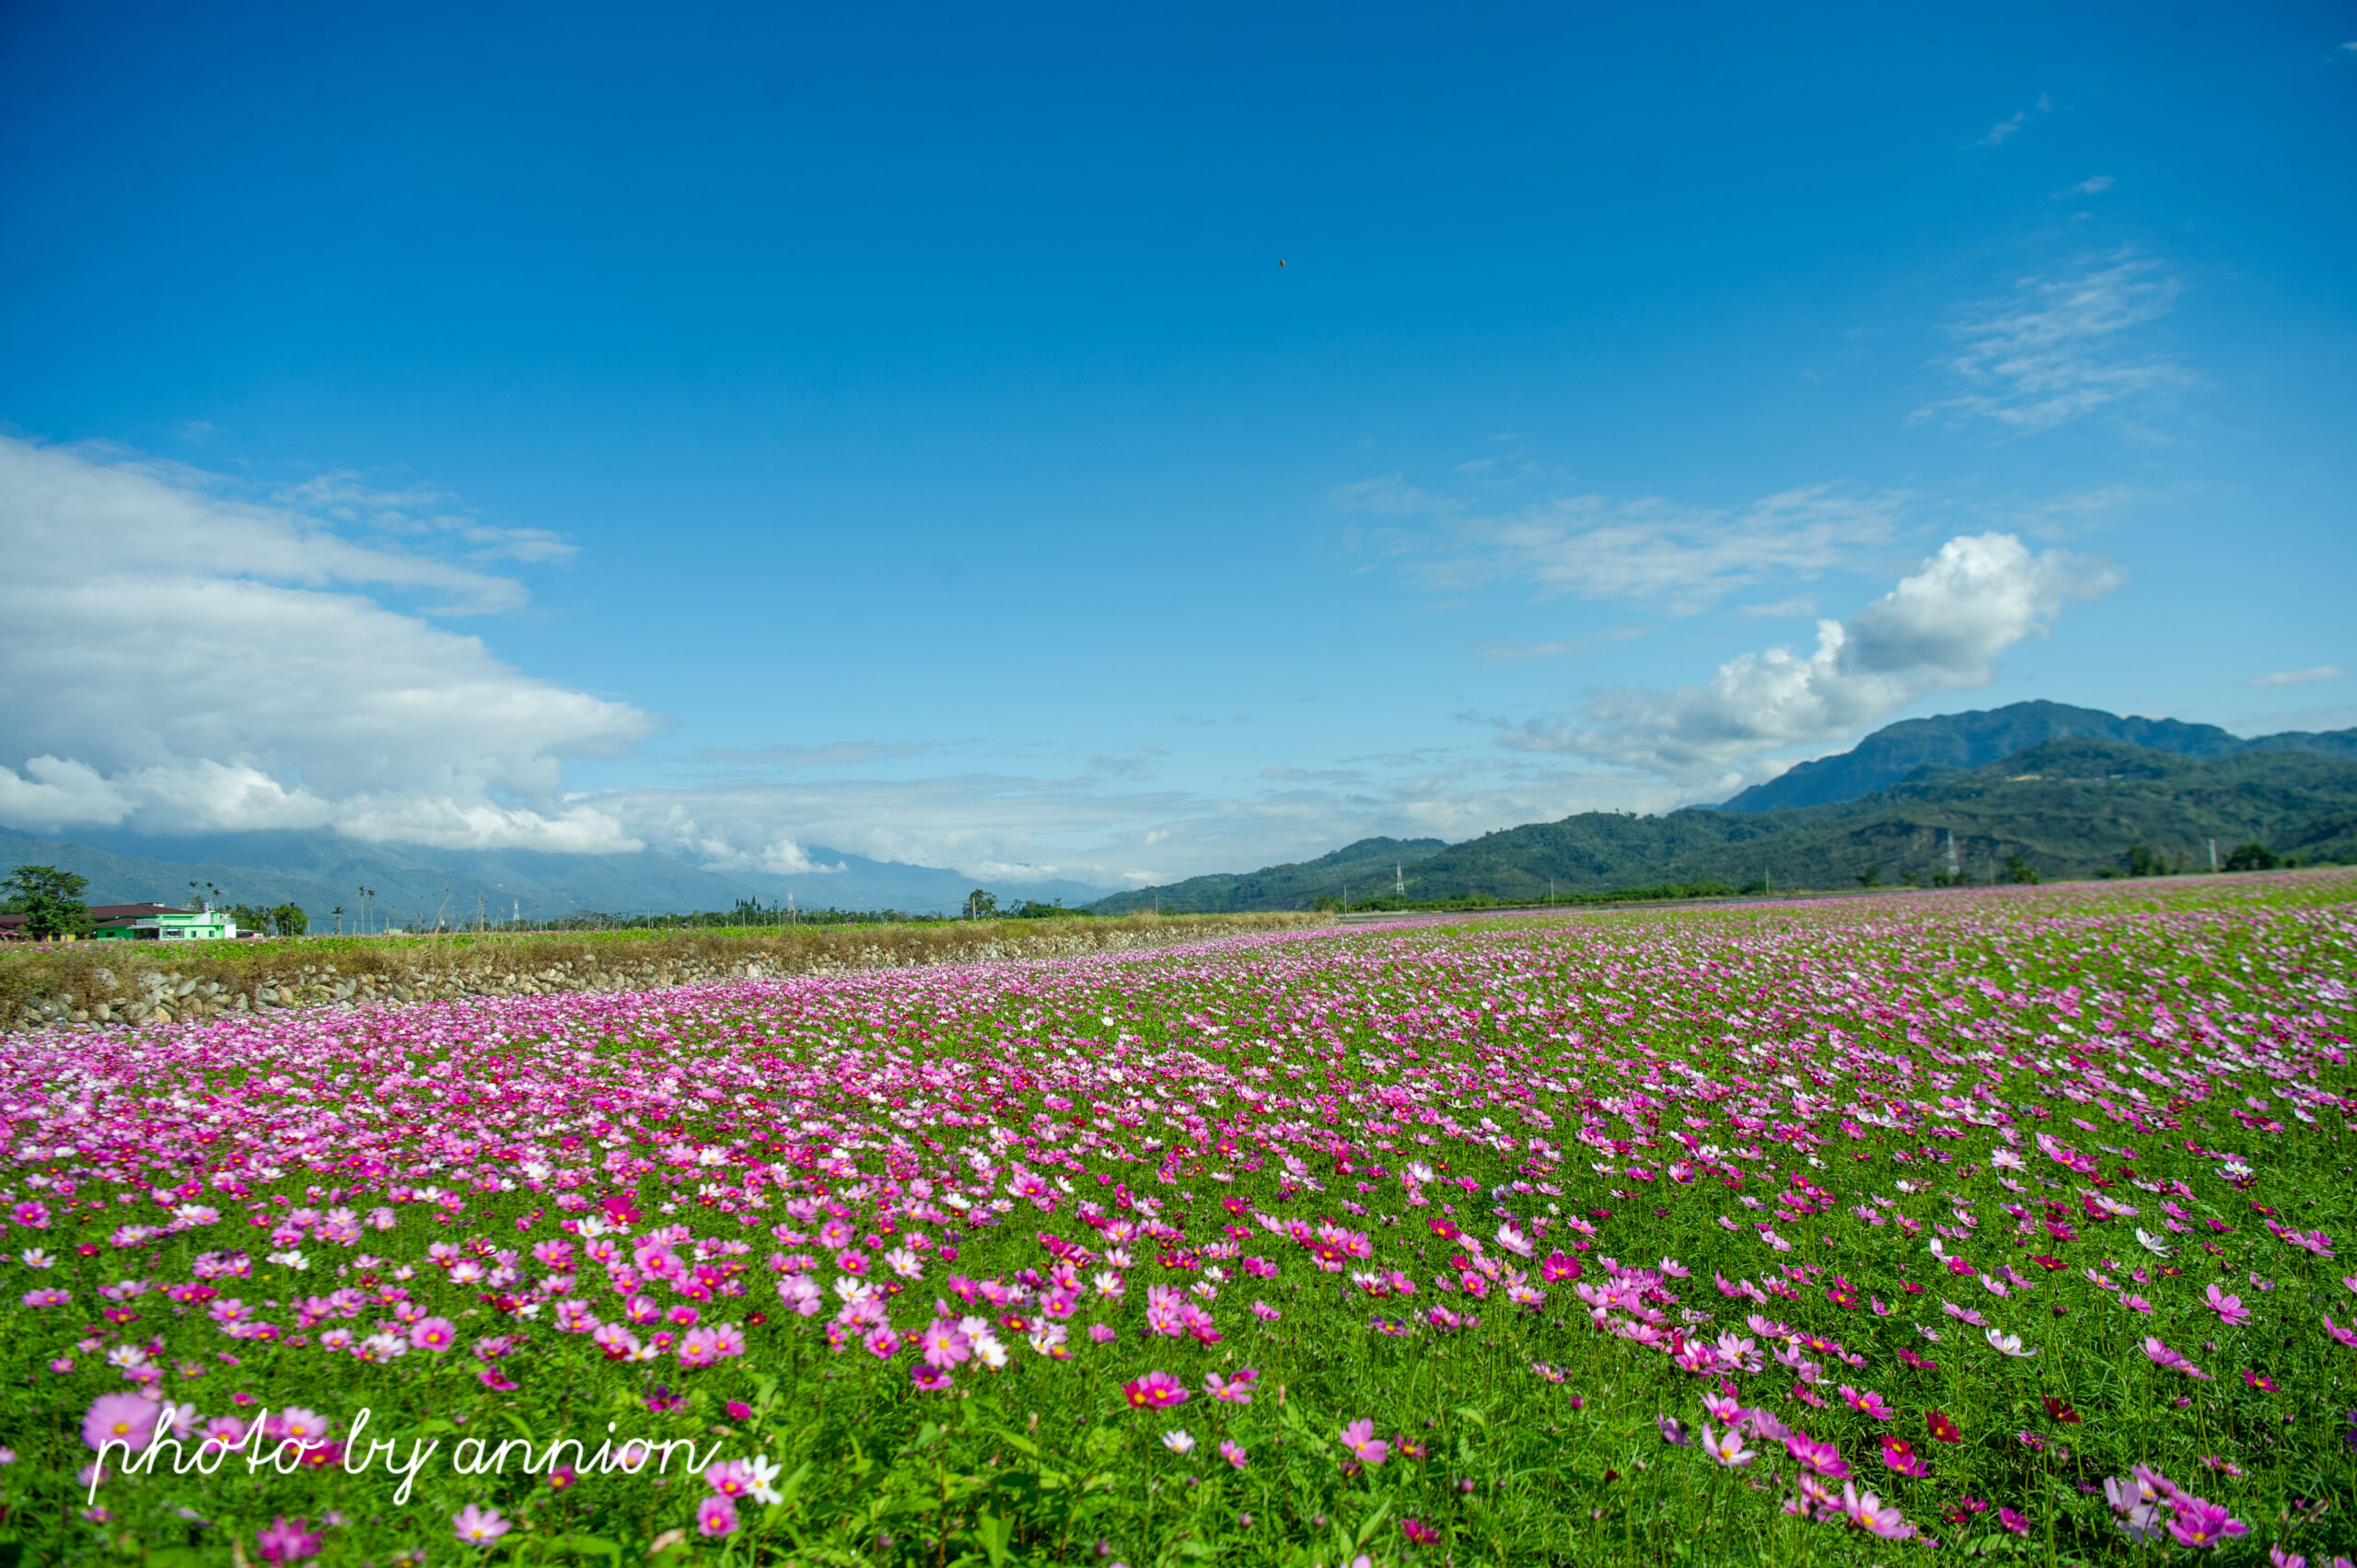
1090 835 1446 915
1097 739 2357 911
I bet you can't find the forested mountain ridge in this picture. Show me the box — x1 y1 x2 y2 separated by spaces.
1094 739 2357 911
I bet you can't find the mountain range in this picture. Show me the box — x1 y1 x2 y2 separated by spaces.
1092 702 2357 912
1717 699 2357 811
0 827 1106 924
8 702 2351 925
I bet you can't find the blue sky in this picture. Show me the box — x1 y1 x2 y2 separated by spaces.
2 1 2351 889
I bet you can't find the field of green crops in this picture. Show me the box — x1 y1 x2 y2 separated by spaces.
4 873 2354 1565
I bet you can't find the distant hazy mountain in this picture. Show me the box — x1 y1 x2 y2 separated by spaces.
1096 740 2357 910
0 827 1108 923
1718 701 2357 813
1091 837 1447 915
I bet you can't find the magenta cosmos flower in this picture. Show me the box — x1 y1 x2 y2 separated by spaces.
253 1516 323 1564
1122 1372 1190 1410
452 1504 511 1546
697 1494 740 1538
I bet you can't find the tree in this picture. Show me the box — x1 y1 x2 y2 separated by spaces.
964 889 1000 921
270 903 309 936
2124 843 2168 878
2221 842 2280 873
3 865 92 940
2003 854 2041 885
1855 865 1883 889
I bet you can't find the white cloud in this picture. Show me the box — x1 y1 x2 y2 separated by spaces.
2071 175 2116 194
1979 110 2027 146
1976 95 2049 146
0 436 657 847
1920 253 2195 432
1499 532 2121 784
1339 479 1903 613
2247 665 2349 688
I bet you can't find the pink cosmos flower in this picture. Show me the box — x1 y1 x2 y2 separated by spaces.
919 1319 971 1367
1339 1419 1389 1466
452 1504 510 1546
1699 1423 1754 1467
1218 1439 1248 1470
82 1393 158 1453
697 1493 740 1537
1839 1484 1916 1539
1840 1386 1896 1420
408 1317 457 1353
1783 1432 1849 1480
254 1517 323 1564
2165 1494 2248 1549
2143 1336 2213 1380
2205 1284 2251 1328
1205 1369 1259 1404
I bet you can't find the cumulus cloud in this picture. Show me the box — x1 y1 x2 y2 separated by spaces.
1920 253 2195 432
1339 479 1902 614
2247 665 2349 688
1499 533 2121 784
0 436 656 847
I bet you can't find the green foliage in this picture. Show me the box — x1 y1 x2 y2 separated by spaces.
2001 854 2040 885
1855 864 1882 889
2223 842 2282 872
1093 838 1449 915
2 863 90 939
1106 740 2357 909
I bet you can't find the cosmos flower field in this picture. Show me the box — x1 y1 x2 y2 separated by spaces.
5 877 2356 1565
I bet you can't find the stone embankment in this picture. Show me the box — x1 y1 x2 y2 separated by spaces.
1 914 1327 1033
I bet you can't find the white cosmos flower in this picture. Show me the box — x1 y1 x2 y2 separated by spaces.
2135 1228 2174 1257
1984 1329 2036 1358
743 1454 785 1505
1161 1429 1196 1454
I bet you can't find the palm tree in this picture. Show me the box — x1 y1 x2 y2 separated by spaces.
331 904 346 935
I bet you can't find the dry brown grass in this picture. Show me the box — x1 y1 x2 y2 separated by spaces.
0 912 1328 1030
